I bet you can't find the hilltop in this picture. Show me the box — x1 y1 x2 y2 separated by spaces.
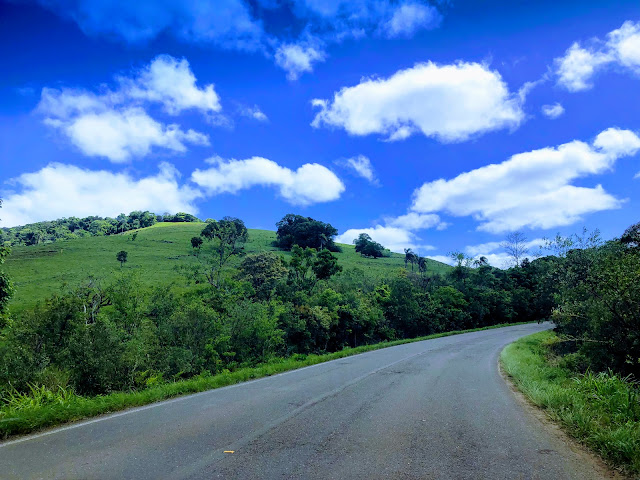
5 222 450 312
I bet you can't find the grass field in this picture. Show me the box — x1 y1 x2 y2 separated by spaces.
501 331 640 475
4 222 450 312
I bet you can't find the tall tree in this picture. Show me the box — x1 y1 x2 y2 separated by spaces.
199 217 248 286
501 231 529 268
0 199 14 328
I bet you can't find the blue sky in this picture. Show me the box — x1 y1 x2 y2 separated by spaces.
1 0 639 266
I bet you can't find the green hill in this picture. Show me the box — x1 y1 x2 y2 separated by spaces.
5 222 450 313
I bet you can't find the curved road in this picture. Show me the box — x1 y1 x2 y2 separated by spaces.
2 323 610 480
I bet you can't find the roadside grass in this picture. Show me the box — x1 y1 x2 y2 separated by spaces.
5 223 450 313
501 331 640 475
0 321 530 439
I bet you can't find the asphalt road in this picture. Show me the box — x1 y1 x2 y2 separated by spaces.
1 323 611 480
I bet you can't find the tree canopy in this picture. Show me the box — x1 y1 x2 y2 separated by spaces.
274 214 340 252
354 233 386 258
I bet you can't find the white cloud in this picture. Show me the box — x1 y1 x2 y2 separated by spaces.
593 127 640 156
335 225 434 254
336 155 378 184
463 238 546 268
335 213 443 254
426 255 455 266
555 21 640 91
38 55 216 162
191 156 344 205
119 55 221 115
275 43 327 80
464 241 502 258
239 105 268 122
311 61 524 142
60 108 208 163
541 103 565 119
0 163 201 227
386 212 441 230
410 128 640 233
383 2 441 38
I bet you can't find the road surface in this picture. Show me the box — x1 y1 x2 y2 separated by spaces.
1 323 611 480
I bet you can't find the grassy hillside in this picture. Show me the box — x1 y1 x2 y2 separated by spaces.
5 222 450 312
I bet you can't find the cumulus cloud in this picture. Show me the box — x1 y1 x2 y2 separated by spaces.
311 61 524 142
555 21 640 91
541 103 565 119
119 55 221 115
38 55 216 162
336 155 379 185
409 128 640 233
335 225 434 254
335 212 443 254
191 156 345 205
0 163 201 227
275 43 327 80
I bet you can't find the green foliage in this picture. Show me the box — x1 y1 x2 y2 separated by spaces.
275 213 341 252
239 252 288 300
354 233 386 258
0 243 13 329
190 236 203 250
502 331 640 475
198 217 248 287
116 250 128 267
552 234 640 376
1 210 200 247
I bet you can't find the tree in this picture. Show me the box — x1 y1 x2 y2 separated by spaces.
199 217 248 286
287 246 342 293
354 233 385 258
0 198 14 328
275 214 340 251
312 249 342 280
116 250 128 267
239 252 288 300
190 236 203 251
404 248 418 271
417 256 428 275
501 231 528 267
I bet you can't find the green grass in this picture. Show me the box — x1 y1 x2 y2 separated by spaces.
5 223 450 313
1 321 528 439
501 331 640 475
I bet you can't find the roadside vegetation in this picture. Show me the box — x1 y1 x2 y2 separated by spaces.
0 203 556 437
502 222 640 475
502 331 640 475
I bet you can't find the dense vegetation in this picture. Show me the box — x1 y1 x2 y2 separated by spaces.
1 212 551 401
1 203 638 455
0 211 200 246
548 224 640 377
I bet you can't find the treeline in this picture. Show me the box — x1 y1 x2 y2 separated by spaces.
550 223 640 377
0 214 557 397
0 211 200 246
